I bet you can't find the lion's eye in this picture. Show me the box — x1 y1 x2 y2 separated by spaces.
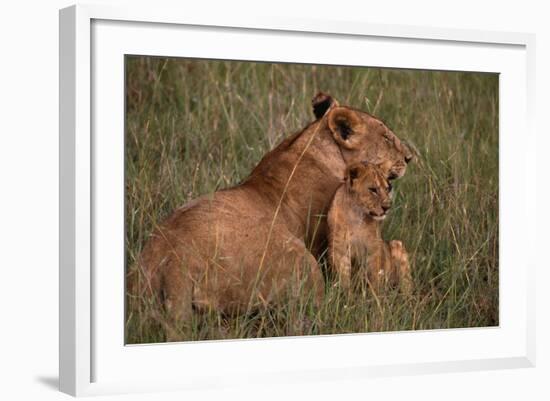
369 187 377 194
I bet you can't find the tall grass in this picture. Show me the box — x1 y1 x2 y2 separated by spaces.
125 56 498 343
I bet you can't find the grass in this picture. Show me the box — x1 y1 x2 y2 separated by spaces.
125 56 499 344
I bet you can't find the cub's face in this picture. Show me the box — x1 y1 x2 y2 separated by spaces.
346 162 393 221
313 93 413 180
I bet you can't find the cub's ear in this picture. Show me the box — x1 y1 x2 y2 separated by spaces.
345 162 367 186
327 107 362 149
312 92 339 119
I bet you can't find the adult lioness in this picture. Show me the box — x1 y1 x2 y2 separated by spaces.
130 93 413 327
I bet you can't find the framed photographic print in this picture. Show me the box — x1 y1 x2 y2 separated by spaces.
59 4 536 396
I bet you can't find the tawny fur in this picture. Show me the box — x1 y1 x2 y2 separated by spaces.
128 93 413 328
327 162 412 294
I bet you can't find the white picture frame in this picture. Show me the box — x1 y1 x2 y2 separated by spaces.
59 4 536 397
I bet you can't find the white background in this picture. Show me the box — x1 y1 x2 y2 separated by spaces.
0 0 548 400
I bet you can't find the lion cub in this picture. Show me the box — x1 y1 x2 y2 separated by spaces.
327 162 412 294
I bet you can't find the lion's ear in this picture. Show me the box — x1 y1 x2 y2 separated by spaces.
312 92 339 119
327 107 362 149
345 162 367 187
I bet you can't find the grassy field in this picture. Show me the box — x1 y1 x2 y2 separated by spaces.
125 56 499 344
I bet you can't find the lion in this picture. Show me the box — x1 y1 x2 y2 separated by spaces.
327 161 413 294
128 93 413 332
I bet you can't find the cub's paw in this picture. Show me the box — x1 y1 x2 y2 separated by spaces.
389 240 407 264
389 240 413 295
